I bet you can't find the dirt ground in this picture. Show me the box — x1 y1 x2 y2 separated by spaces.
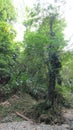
0 94 73 130
0 107 73 130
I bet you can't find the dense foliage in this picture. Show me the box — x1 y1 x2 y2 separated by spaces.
0 0 17 96
23 4 67 104
0 0 73 110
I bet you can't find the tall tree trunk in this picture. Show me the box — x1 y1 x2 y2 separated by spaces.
48 69 56 105
47 16 56 105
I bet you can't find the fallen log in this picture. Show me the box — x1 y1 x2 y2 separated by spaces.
16 111 33 123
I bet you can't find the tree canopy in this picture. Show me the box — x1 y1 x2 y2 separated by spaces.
0 0 16 22
0 0 16 88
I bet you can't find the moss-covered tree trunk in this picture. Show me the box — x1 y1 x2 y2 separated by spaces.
48 69 56 105
48 15 61 105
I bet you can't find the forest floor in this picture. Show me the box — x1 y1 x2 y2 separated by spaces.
0 93 73 130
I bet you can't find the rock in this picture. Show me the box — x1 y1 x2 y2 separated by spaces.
70 124 73 130
61 124 70 129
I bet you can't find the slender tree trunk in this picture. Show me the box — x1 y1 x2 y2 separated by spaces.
48 69 56 105
47 16 56 105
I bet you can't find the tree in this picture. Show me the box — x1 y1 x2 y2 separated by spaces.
47 14 62 105
0 0 16 22
0 0 16 92
23 3 66 104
